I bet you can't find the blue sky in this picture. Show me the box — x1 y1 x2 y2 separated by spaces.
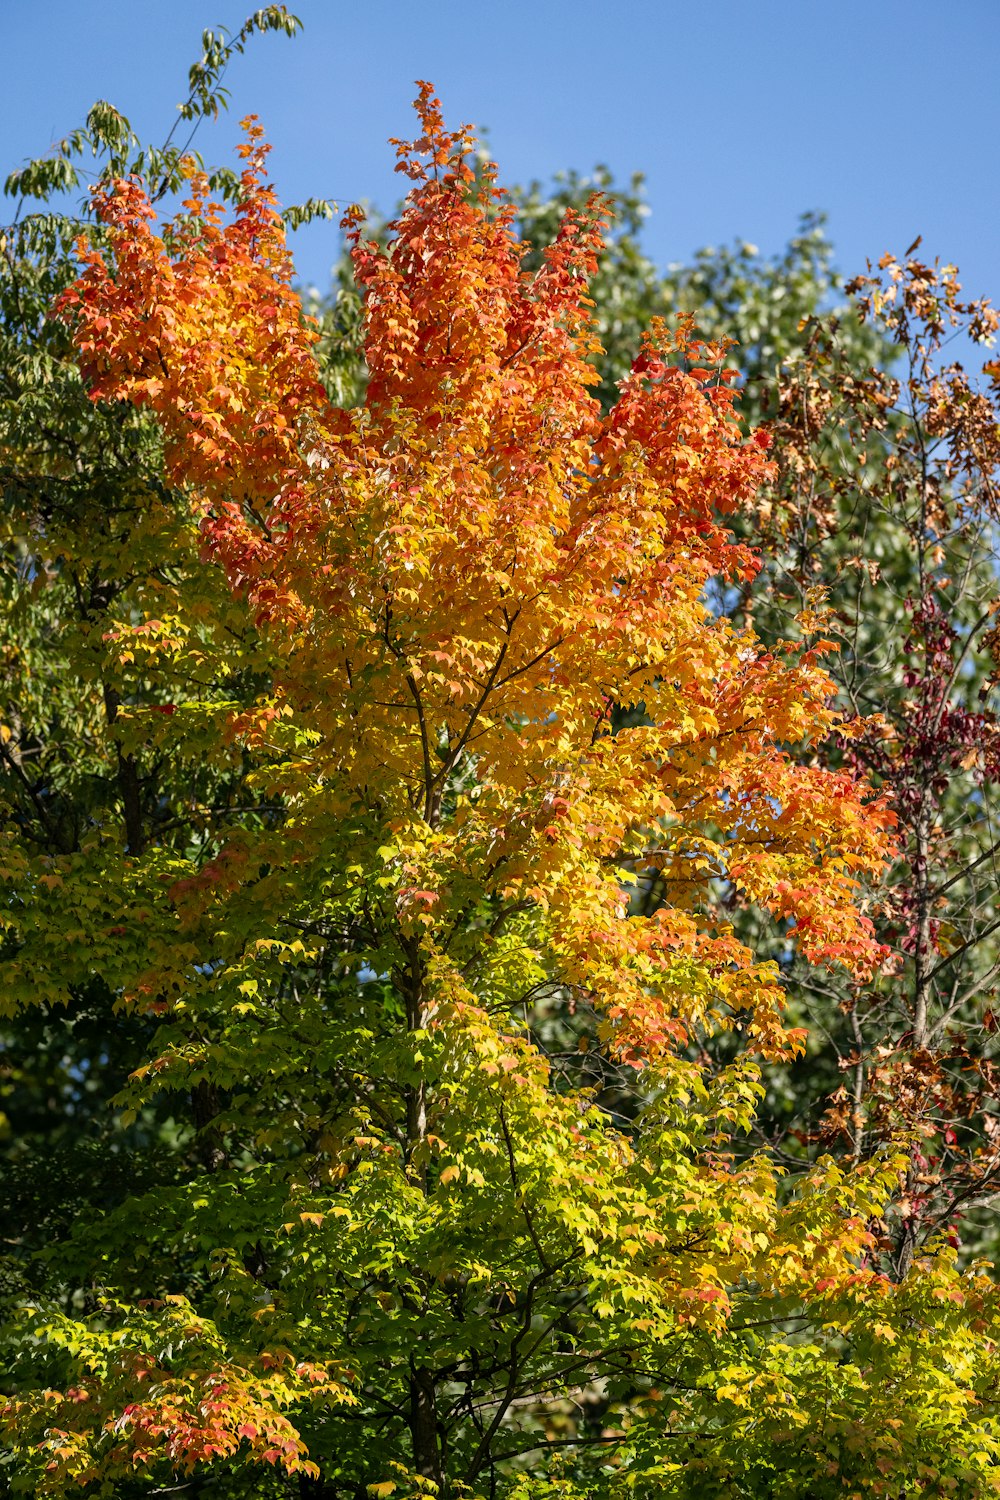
4 0 998 310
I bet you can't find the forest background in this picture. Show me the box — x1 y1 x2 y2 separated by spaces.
4 4 1000 1497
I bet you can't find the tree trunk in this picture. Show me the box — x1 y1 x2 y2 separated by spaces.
410 1364 443 1490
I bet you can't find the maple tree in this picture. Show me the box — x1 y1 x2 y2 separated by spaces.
4 31 1000 1499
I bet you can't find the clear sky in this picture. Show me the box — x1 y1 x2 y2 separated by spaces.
4 0 998 309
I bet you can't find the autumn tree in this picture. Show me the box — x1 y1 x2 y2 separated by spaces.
4 41 1000 1500
743 249 1000 1282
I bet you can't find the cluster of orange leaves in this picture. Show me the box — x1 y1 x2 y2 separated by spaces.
2 1301 348 1494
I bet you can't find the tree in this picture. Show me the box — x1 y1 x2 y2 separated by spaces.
1 48 894 1283
0 0 322 1286
741 249 1000 1283
5 77 1000 1500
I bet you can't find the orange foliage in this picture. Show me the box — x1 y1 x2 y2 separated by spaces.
59 83 895 1074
